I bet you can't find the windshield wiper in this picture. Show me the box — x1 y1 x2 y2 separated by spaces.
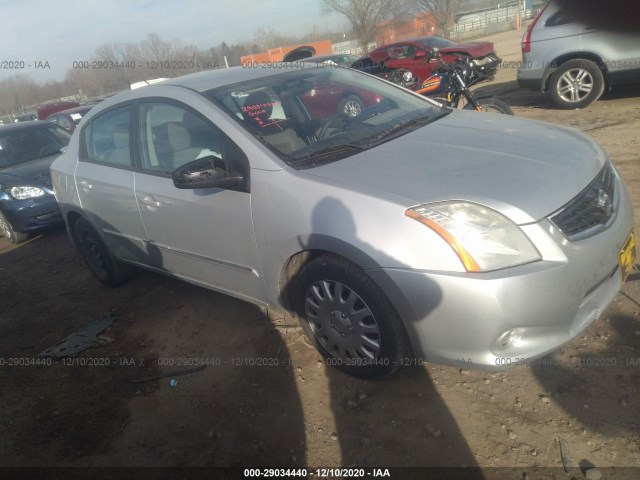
290 143 366 167
363 110 450 148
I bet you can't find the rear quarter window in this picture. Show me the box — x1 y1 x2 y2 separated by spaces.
545 10 574 27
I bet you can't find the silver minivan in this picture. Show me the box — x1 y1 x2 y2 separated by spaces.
517 0 640 108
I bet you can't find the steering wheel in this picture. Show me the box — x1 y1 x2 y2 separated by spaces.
38 145 54 156
317 113 351 139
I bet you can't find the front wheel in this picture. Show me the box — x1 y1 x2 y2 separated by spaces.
339 95 365 118
0 211 29 244
463 98 514 115
294 254 411 379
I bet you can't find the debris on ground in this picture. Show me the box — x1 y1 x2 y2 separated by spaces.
559 438 572 472
131 365 206 384
39 314 113 358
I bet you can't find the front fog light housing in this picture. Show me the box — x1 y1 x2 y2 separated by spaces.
406 201 541 272
10 186 45 200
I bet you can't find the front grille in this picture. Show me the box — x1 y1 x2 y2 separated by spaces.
549 163 616 240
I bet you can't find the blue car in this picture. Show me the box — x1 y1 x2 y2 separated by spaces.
0 121 71 243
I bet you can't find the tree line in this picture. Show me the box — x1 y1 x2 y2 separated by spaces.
0 28 347 117
2 0 478 117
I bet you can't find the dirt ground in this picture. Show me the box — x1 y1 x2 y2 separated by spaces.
1 28 639 478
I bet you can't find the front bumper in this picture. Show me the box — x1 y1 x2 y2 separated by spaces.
0 191 62 233
368 174 635 370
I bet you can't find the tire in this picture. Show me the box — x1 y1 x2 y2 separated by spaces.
0 211 29 244
72 217 134 286
339 95 365 118
463 98 514 114
549 59 605 109
294 254 411 379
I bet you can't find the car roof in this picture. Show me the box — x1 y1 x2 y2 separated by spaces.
303 54 357 62
77 64 327 117
0 120 56 132
48 105 93 117
160 64 317 93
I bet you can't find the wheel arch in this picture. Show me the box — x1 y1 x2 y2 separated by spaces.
64 208 104 250
276 236 419 357
541 52 608 92
278 235 381 315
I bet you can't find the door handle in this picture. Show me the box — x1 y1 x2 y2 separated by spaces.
139 195 161 208
78 179 92 191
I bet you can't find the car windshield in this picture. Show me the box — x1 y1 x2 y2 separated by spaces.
0 124 71 169
206 66 447 169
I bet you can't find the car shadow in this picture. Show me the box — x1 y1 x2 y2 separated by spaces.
531 307 640 438
281 197 485 472
472 80 640 110
0 222 308 467
472 80 554 109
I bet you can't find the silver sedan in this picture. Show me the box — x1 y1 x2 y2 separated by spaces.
51 64 636 378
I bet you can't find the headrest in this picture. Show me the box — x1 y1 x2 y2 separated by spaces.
112 123 129 149
166 123 191 151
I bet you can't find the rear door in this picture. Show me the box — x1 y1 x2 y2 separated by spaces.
74 105 148 263
132 99 265 303
581 29 640 84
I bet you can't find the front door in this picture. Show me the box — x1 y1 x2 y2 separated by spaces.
133 100 265 302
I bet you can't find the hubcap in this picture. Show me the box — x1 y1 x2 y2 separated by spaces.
343 100 362 118
304 280 381 361
0 215 11 238
557 68 594 103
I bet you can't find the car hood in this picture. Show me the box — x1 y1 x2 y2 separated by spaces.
0 154 59 189
302 111 606 224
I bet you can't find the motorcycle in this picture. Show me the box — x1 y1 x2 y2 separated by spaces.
384 48 513 115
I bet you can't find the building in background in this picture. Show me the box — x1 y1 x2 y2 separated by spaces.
241 40 333 64
376 13 438 45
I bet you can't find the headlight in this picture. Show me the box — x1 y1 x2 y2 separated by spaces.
10 186 45 200
405 201 541 272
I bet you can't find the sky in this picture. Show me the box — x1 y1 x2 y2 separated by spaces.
1 0 343 83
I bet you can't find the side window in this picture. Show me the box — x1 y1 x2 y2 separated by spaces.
400 45 417 59
138 102 228 174
545 10 574 27
82 106 132 167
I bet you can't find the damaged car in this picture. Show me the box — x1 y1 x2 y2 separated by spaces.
353 36 500 91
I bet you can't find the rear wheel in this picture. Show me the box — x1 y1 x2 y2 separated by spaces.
463 98 514 114
339 95 365 118
294 254 411 379
549 59 605 109
73 217 134 286
0 211 29 244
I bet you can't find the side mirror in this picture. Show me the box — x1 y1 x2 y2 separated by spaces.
414 50 427 59
172 156 244 190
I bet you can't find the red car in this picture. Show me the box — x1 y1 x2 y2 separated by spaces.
36 101 80 121
354 36 499 91
46 105 94 132
300 73 383 118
